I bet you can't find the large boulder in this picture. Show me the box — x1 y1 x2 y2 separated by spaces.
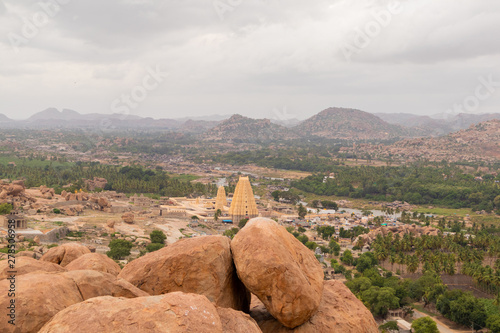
39 293 223 333
0 257 66 280
0 270 148 333
121 212 135 224
250 280 378 333
119 235 250 311
40 243 91 267
217 307 262 333
231 218 324 328
66 253 121 276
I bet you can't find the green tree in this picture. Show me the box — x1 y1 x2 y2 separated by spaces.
238 218 249 229
341 249 354 266
361 286 400 317
411 317 439 333
106 239 133 260
150 230 166 244
146 243 164 252
0 203 12 215
379 321 398 333
297 203 307 219
329 239 341 256
487 314 500 333
223 227 239 239
214 209 222 222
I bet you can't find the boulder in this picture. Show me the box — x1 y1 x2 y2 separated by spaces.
66 253 121 276
217 307 262 333
0 270 148 333
106 219 116 228
17 250 36 258
33 235 41 244
250 280 378 333
119 235 250 311
40 243 91 267
98 197 110 208
0 257 66 280
39 293 223 333
121 212 135 224
231 218 324 328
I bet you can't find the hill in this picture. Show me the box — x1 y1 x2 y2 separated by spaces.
295 107 413 140
0 113 12 122
203 114 297 142
349 119 500 163
376 112 500 136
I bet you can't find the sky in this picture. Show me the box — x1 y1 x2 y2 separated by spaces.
0 0 499 121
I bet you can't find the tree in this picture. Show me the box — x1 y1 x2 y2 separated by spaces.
223 227 239 239
0 203 12 215
238 218 249 229
341 249 354 266
329 239 341 256
411 317 439 333
379 321 398 333
214 209 222 221
487 314 500 333
146 243 164 252
150 230 166 244
361 286 400 317
106 239 133 260
297 203 307 219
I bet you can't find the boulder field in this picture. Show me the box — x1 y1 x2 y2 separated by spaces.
0 218 378 332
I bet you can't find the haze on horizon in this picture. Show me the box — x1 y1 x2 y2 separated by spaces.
0 0 499 121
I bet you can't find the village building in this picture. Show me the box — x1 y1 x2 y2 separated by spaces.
215 186 227 211
2 210 28 229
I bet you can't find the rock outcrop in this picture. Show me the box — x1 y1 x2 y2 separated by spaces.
217 306 262 333
0 270 147 333
121 212 135 224
39 293 223 333
231 218 324 328
251 280 379 333
0 257 66 280
119 235 250 311
40 243 91 267
65 253 121 276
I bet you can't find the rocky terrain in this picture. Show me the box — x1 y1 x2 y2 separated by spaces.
0 218 378 332
203 114 298 142
348 119 500 163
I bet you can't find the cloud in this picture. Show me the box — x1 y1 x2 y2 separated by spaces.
0 0 499 119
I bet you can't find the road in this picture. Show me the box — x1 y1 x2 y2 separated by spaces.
413 309 462 333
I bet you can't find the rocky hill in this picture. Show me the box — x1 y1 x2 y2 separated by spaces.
349 119 500 163
0 218 378 332
376 112 500 136
0 113 11 122
295 107 413 140
203 114 297 142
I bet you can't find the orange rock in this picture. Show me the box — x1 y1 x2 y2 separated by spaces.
121 212 135 224
250 280 379 333
40 243 91 267
0 257 66 280
39 293 223 333
66 253 121 276
0 270 148 333
231 218 324 328
119 235 250 311
217 307 262 333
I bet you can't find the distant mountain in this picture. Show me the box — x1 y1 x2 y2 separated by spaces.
180 119 220 133
376 112 500 136
203 114 297 142
295 107 413 140
355 119 500 163
28 108 81 121
0 113 12 122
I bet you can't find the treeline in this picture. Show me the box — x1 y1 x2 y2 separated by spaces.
292 166 500 212
0 162 216 197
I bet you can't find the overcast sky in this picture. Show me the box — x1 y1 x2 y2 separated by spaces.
1 0 499 120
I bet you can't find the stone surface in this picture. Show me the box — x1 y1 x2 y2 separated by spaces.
119 235 250 311
39 293 223 333
250 281 379 333
217 306 262 333
66 253 121 275
0 270 148 333
121 212 135 223
231 218 324 328
0 256 66 280
40 243 91 267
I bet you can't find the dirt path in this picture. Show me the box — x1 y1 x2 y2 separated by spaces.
413 310 467 333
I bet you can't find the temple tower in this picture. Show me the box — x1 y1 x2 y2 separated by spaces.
215 186 227 211
229 176 258 222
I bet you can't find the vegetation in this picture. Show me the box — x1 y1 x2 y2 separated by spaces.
411 317 439 333
106 239 133 260
150 230 166 244
0 203 12 215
